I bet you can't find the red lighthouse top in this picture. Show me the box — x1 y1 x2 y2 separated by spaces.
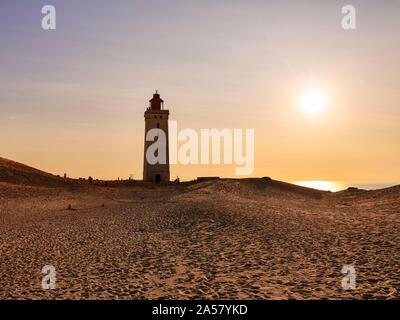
149 91 164 110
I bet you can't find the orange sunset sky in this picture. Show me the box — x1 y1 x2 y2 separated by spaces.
1 1 399 188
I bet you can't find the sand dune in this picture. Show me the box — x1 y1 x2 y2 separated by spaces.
0 159 399 300
0 157 71 188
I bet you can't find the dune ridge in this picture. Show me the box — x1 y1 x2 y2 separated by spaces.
0 157 70 188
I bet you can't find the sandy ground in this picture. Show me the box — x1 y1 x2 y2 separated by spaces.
0 179 399 300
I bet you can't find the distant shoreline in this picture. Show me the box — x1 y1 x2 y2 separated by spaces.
293 181 399 192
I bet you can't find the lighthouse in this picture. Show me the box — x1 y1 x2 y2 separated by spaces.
143 91 170 183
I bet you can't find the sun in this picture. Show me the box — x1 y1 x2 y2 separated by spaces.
300 89 327 115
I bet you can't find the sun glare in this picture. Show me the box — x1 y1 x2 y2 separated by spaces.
301 89 327 115
294 181 342 192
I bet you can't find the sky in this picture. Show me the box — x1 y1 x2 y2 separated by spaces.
1 0 400 186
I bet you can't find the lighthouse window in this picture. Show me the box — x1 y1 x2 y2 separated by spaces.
154 115 157 119
157 123 160 128
160 116 162 119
